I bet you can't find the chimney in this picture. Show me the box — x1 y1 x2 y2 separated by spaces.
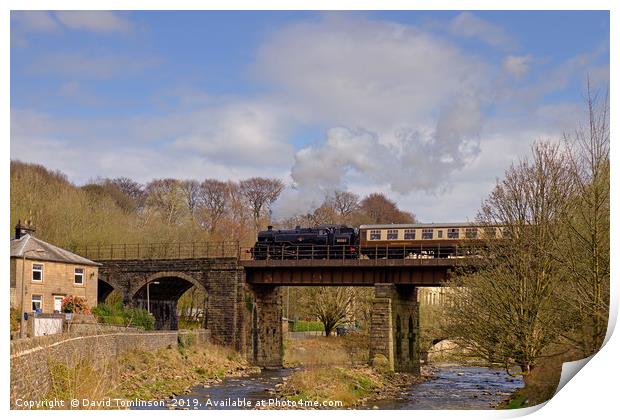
15 219 36 239
267 225 273 231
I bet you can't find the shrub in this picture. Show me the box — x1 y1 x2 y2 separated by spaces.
92 302 155 330
10 307 20 333
62 295 91 314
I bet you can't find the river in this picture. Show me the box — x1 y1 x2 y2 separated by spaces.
167 363 523 410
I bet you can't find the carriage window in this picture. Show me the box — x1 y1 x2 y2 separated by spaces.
422 229 433 240
404 229 415 240
387 229 398 240
465 228 478 239
369 230 381 240
484 227 496 238
447 228 459 239
436 230 443 239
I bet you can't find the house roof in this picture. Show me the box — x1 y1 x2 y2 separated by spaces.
10 234 101 266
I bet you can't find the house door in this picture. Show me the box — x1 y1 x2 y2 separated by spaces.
54 296 63 313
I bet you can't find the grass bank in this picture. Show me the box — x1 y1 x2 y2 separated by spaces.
45 339 259 408
278 334 427 408
499 345 585 408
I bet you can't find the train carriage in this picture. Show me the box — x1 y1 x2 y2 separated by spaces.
358 223 501 259
251 223 502 260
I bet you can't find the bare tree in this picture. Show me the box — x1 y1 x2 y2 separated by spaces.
196 179 229 234
332 190 360 219
179 180 201 216
145 179 186 225
359 193 417 224
239 177 284 232
443 141 574 374
300 287 354 336
556 85 610 356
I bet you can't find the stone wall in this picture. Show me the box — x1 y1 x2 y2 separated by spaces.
10 329 209 407
250 285 283 368
369 283 420 373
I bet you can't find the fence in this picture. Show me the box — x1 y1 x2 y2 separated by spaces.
71 241 241 260
243 243 486 261
70 241 485 261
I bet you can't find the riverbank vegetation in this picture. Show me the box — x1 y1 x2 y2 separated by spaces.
441 88 609 406
91 302 156 330
279 335 426 407
44 339 257 409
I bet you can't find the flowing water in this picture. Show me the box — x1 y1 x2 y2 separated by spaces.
165 363 523 410
367 364 524 409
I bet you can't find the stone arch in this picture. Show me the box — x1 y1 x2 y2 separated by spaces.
97 277 118 304
129 271 205 300
130 271 207 330
395 314 402 360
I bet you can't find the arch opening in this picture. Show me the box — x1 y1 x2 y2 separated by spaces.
97 278 116 304
132 273 206 330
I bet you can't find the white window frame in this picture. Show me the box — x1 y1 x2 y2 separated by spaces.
369 230 382 240
422 229 433 240
32 263 43 282
32 294 43 312
54 295 64 313
386 229 398 240
74 267 85 286
447 228 460 239
404 229 416 240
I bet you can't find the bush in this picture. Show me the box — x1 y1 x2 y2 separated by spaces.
10 307 20 333
92 302 155 330
62 295 91 314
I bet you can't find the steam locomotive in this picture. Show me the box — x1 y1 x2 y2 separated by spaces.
251 223 501 260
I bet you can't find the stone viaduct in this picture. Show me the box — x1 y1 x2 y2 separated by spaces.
96 254 464 373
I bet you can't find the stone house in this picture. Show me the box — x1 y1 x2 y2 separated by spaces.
10 221 100 314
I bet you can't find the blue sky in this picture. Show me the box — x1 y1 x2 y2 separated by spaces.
10 11 610 221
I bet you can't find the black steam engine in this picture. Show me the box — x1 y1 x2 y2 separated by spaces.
251 225 359 260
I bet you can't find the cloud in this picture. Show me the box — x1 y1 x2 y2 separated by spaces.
11 11 59 33
10 108 292 184
170 101 296 166
254 16 490 132
54 11 133 33
449 12 517 50
503 55 532 78
29 52 159 79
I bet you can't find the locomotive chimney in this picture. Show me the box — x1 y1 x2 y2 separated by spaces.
267 225 273 231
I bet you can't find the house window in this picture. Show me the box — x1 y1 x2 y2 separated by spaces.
465 228 478 239
74 268 85 285
32 294 42 312
32 263 43 282
447 228 460 239
369 230 381 240
404 229 416 240
422 229 433 240
387 229 398 240
437 230 443 239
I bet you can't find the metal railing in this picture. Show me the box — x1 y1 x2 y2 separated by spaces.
71 241 241 260
71 241 486 262
240 243 485 261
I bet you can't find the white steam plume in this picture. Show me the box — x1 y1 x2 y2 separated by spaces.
273 97 482 219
